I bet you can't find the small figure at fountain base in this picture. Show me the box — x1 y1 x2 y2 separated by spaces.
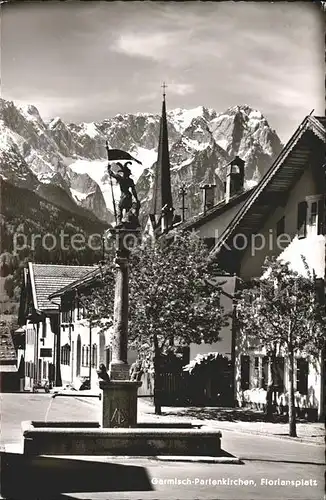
97 363 111 383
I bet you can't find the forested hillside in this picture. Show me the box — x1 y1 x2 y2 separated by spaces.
0 178 109 313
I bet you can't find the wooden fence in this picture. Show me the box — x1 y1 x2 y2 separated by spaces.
138 369 233 407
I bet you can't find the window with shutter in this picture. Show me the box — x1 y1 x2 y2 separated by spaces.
317 198 325 235
92 344 97 368
42 320 47 339
296 358 308 395
272 357 284 393
305 195 324 236
253 356 260 388
297 201 307 238
77 299 81 320
240 355 250 390
262 356 269 389
310 201 318 228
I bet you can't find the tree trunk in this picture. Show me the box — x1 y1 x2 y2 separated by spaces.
153 332 162 415
288 348 297 437
265 355 274 421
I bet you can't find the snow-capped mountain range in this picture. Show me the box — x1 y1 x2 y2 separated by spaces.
0 98 282 223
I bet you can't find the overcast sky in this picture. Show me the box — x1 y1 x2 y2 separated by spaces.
1 1 324 142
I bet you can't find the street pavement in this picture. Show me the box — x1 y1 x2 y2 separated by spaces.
0 393 324 500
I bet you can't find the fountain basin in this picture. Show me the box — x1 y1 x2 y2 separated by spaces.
22 421 222 457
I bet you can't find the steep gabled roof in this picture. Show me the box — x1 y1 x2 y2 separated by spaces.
48 266 103 299
209 115 326 261
26 263 96 311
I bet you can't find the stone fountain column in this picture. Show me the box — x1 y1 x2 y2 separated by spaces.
110 254 129 381
100 228 142 428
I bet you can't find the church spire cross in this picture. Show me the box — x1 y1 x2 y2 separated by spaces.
161 82 168 99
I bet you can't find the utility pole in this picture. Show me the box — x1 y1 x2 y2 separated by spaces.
178 184 188 222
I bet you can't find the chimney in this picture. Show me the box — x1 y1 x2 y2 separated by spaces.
225 156 245 203
200 184 216 214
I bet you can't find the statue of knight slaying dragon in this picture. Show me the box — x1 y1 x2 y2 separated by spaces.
107 161 141 229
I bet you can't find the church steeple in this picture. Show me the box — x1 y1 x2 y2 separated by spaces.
150 83 174 233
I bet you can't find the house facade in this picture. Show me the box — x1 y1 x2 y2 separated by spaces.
173 156 254 364
205 115 325 419
18 263 97 390
50 282 113 389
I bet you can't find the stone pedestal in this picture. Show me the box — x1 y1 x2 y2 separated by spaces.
100 380 142 428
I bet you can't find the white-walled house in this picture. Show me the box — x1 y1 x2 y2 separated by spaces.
168 158 253 374
204 115 325 418
48 269 138 388
18 263 96 390
49 281 112 389
172 115 325 418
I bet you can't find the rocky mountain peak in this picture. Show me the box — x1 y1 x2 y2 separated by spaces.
0 97 282 224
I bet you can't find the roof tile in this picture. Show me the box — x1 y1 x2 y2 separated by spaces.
31 264 96 310
0 327 17 363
